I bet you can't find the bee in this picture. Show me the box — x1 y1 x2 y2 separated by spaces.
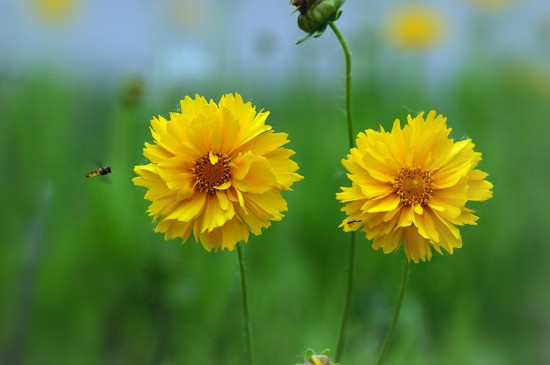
86 166 112 178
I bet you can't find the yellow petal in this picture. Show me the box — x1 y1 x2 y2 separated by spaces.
199 217 249 251
209 151 219 164
165 192 206 221
237 130 289 156
430 211 463 253
165 220 193 242
198 194 236 233
468 169 493 201
372 228 403 253
413 207 440 243
215 180 232 191
231 152 253 180
239 156 278 194
396 205 414 228
362 193 400 213
362 150 399 183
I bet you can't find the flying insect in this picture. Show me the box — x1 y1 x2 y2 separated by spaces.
86 166 112 178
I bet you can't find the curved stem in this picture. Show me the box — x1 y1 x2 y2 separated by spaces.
376 257 411 365
329 21 356 363
329 22 355 148
237 243 254 365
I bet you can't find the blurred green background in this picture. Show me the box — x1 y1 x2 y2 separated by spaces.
1 0 550 364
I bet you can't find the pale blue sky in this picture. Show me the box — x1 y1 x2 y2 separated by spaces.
2 0 549 86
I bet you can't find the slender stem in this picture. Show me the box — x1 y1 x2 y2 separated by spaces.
334 232 356 362
237 243 254 365
329 22 355 148
376 257 411 365
329 21 356 363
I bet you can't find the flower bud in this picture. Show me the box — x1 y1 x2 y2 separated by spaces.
304 354 334 365
291 0 346 43
295 348 338 365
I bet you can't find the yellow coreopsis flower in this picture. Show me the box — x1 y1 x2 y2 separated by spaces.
133 93 303 251
386 6 444 49
336 111 493 263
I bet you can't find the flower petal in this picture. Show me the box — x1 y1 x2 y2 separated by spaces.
468 169 493 201
165 192 207 222
362 193 400 213
404 227 432 263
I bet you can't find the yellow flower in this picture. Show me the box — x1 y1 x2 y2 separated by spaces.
133 93 302 251
386 6 444 49
32 0 78 22
336 111 493 263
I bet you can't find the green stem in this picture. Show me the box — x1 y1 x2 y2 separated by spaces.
329 22 355 148
329 21 356 363
334 232 356 362
237 243 254 365
376 257 411 365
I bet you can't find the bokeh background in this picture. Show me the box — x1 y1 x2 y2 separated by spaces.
1 0 550 364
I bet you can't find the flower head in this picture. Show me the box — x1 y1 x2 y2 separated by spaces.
32 0 79 23
133 93 302 252
386 6 444 49
336 111 493 263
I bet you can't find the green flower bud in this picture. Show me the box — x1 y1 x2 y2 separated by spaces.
291 0 346 43
295 348 339 365
304 354 332 365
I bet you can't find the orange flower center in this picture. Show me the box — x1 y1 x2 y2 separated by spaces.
394 167 433 206
193 153 231 194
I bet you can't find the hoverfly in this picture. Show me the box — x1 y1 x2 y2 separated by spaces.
86 166 112 178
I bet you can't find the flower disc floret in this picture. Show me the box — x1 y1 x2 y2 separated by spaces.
133 93 303 252
193 152 232 194
394 167 434 206
336 111 493 263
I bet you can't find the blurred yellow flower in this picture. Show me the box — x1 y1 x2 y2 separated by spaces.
32 0 78 22
386 6 444 49
336 111 493 263
160 0 211 34
133 93 302 252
